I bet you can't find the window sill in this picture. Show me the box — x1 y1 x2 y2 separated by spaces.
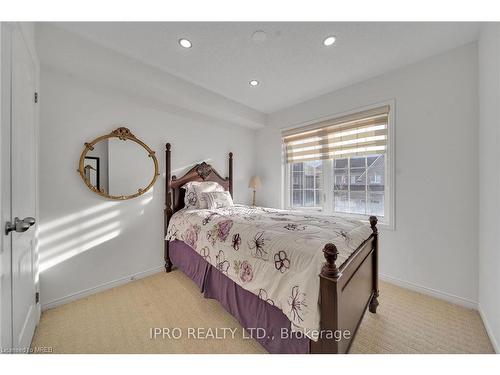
285 206 394 231
288 206 323 212
338 213 394 231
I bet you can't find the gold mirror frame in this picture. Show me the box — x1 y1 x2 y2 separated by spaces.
77 127 160 200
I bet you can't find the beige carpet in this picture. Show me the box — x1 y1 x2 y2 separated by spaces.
32 271 494 354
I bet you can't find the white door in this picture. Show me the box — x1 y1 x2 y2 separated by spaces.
2 23 39 351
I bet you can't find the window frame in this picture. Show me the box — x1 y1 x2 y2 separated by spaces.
282 100 395 229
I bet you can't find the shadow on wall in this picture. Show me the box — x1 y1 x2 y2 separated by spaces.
38 189 154 273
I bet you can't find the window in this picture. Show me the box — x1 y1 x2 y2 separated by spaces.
283 104 394 227
333 155 385 216
290 160 323 207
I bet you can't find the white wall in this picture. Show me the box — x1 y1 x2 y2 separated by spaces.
256 43 479 307
478 24 500 353
38 66 256 308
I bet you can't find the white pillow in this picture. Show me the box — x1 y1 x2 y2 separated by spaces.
193 182 225 209
203 191 234 209
182 182 200 209
182 181 224 209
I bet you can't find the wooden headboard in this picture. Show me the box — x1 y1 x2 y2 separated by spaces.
163 143 233 271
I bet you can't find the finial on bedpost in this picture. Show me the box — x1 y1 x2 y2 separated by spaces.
369 216 378 234
321 243 341 279
166 142 171 151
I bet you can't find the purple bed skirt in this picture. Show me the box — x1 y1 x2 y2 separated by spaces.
169 240 310 354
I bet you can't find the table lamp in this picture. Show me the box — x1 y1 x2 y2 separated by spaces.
248 176 262 206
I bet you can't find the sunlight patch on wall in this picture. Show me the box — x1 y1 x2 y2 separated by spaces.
140 195 154 206
39 229 121 273
40 221 121 260
39 201 120 233
39 188 154 273
39 210 120 248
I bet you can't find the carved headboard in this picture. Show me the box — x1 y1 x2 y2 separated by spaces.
164 143 233 217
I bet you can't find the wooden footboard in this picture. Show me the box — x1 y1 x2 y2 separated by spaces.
311 216 379 354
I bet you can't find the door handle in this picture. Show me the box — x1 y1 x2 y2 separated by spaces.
23 217 36 227
4 217 35 235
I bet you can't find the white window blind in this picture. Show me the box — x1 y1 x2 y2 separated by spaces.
282 105 390 163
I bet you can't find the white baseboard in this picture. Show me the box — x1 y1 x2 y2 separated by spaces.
478 304 500 354
41 265 164 311
380 274 478 310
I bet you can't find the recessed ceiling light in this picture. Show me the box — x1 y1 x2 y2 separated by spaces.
178 38 192 48
249 80 259 87
323 36 336 47
252 30 267 43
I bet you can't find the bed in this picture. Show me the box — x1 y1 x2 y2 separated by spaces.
163 144 380 354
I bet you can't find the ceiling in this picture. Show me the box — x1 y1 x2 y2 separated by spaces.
53 22 480 114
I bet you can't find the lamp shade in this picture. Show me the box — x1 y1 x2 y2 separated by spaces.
248 176 262 189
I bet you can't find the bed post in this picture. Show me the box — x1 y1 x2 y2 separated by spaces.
228 152 233 197
321 243 341 278
368 216 379 313
311 243 342 354
164 143 173 273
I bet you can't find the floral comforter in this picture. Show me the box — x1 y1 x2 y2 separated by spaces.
166 205 372 339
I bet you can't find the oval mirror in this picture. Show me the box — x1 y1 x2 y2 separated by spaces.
78 127 159 200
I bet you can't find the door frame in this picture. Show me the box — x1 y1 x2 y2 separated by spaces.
0 22 40 351
0 21 14 351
